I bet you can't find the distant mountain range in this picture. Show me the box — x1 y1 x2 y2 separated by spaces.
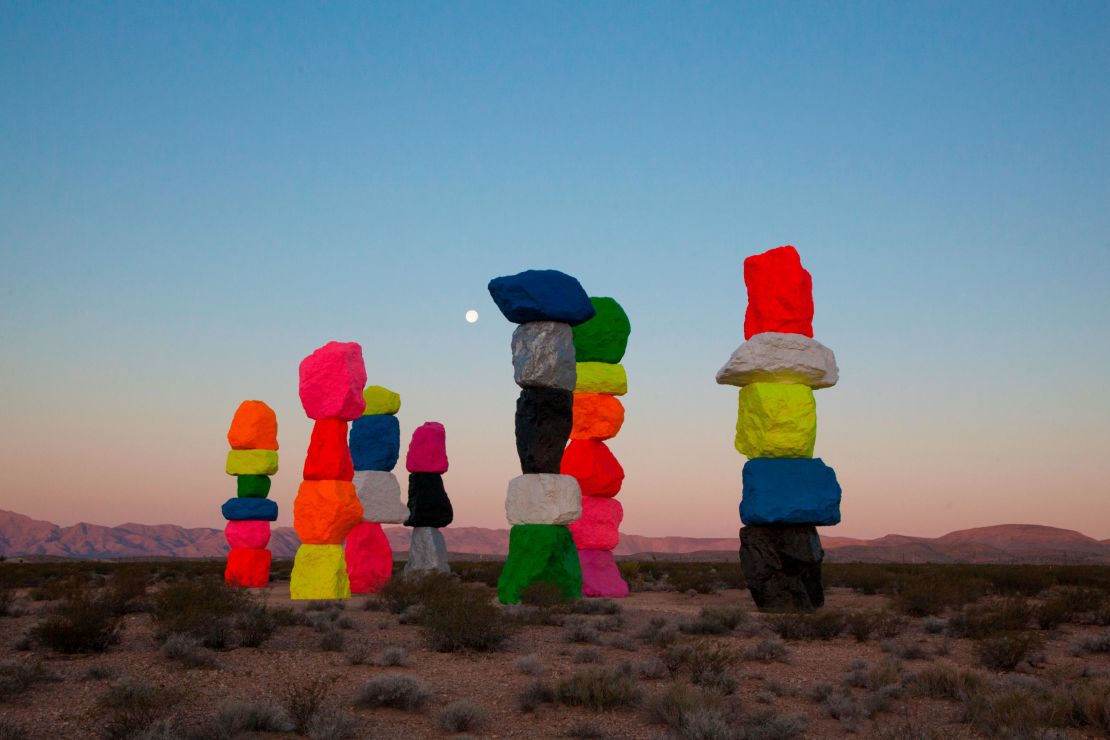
1 510 1108 564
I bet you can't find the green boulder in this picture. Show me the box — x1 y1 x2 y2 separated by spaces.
237 475 271 498
497 525 583 604
572 297 630 363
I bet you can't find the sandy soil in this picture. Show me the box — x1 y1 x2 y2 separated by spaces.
2 584 1108 739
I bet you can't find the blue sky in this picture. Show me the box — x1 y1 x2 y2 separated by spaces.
1 2 1108 538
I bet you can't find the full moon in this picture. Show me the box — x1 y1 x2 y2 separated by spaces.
465 309 479 323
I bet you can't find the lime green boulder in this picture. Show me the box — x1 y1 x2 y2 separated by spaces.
573 297 631 363
226 449 279 476
362 385 401 416
497 525 583 604
735 383 816 458
237 475 271 498
290 544 351 600
575 362 627 395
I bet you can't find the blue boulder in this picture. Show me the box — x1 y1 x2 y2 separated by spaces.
740 458 841 526
222 497 278 522
487 270 596 325
349 414 400 471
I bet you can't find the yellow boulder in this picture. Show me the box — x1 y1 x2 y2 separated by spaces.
362 385 401 416
290 544 352 600
575 362 627 395
735 384 816 458
225 449 279 476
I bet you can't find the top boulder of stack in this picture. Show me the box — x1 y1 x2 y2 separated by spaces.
362 385 401 416
228 400 278 450
572 297 631 364
299 341 368 420
488 270 596 325
744 246 814 340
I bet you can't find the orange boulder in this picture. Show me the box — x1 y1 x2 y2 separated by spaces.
571 394 625 441
293 480 363 544
227 400 278 450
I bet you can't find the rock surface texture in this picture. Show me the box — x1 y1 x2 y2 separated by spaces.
225 449 279 476
404 526 450 575
505 474 582 525
404 473 454 528
227 401 279 450
734 383 816 459
221 497 278 522
570 393 624 441
303 418 354 481
716 333 838 389
511 321 577 390
293 480 363 543
349 415 401 472
739 525 825 611
224 547 271 588
345 521 393 594
578 549 630 598
568 496 623 551
574 362 628 395
291 544 351 600
561 440 625 497
515 387 574 473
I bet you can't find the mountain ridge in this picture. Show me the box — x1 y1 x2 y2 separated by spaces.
2 510 1108 564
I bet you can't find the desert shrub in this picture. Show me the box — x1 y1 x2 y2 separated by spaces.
212 701 294 734
742 637 790 663
84 664 116 680
662 640 737 693
450 560 502 587
235 604 277 647
565 599 622 615
975 632 1040 671
379 571 455 614
608 634 635 651
161 633 218 669
318 628 345 652
152 577 246 648
0 588 16 617
566 617 601 644
375 645 411 666
680 605 747 635
875 722 945 739
948 598 1031 639
353 674 430 711
1070 633 1110 656
106 566 150 613
518 680 555 713
556 663 642 711
97 677 178 740
846 610 906 642
960 680 1046 736
595 614 624 632
637 616 677 647
515 654 544 675
283 677 330 734
863 684 902 718
881 639 929 661
807 682 833 702
637 656 669 679
31 587 120 653
904 664 988 701
437 700 487 732
644 683 721 727
564 719 609 738
0 659 58 702
826 563 896 594
305 708 357 740
766 610 845 640
892 574 985 616
575 647 603 663
0 719 27 740
503 604 565 627
922 617 947 634
420 581 510 652
521 582 567 607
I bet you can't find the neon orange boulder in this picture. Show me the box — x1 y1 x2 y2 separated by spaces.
225 547 271 588
227 400 279 450
561 440 624 497
571 394 625 441
345 522 393 594
743 246 814 339
304 418 354 481
294 480 363 544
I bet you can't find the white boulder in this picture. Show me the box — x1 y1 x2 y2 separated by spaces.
353 471 408 524
505 474 582 525
716 333 838 389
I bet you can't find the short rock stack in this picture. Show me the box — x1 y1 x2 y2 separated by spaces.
403 422 453 575
347 385 405 594
223 400 279 588
717 246 842 612
565 297 631 598
488 269 594 604
291 341 367 600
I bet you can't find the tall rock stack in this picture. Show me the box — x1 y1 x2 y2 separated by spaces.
488 269 595 604
403 422 453 575
347 385 406 594
223 400 279 588
717 246 842 612
291 341 367 600
565 297 631 598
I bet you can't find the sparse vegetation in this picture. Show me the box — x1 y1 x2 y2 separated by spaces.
766 610 846 640
437 700 487 732
556 663 642 711
353 674 431 711
31 586 121 653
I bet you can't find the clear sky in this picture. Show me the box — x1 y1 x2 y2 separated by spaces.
2 2 1108 540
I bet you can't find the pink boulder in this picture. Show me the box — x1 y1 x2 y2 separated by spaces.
579 549 629 598
225 520 271 549
406 421 448 473
569 496 623 551
298 341 367 420
345 522 394 594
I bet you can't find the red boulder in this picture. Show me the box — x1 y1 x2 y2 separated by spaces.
304 418 354 481
560 440 624 497
225 547 271 588
345 522 393 594
743 245 814 339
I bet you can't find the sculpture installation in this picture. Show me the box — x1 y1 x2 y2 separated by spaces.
565 297 631 598
717 246 841 611
489 269 593 603
346 385 405 593
222 400 279 587
291 341 366 599
403 421 453 575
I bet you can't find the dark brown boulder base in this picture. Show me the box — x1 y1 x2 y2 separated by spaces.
739 524 824 612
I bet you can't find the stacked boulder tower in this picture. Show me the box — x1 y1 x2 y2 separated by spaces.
222 400 279 587
717 246 841 612
291 341 367 600
564 297 631 598
403 421 454 575
346 385 406 594
488 269 594 604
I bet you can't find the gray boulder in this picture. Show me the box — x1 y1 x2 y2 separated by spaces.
404 527 449 575
511 321 576 390
353 471 408 524
716 333 838 389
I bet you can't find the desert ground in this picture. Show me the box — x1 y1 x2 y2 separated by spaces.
1 560 1108 739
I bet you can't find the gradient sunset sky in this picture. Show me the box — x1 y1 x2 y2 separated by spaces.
2 3 1108 540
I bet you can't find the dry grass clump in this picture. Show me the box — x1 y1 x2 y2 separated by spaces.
0 659 58 702
283 677 331 734
679 605 748 635
97 677 179 740
556 663 642 711
637 616 678 647
436 700 487 733
1070 633 1110 656
378 571 455 614
565 617 602 644
151 577 250 649
211 701 294 734
161 633 218 669
31 586 121 653
742 636 790 663
353 674 431 711
419 580 510 652
515 654 544 675
765 610 846 641
974 632 1041 671
846 610 907 642
947 598 1031 639
517 680 555 713
662 640 738 693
